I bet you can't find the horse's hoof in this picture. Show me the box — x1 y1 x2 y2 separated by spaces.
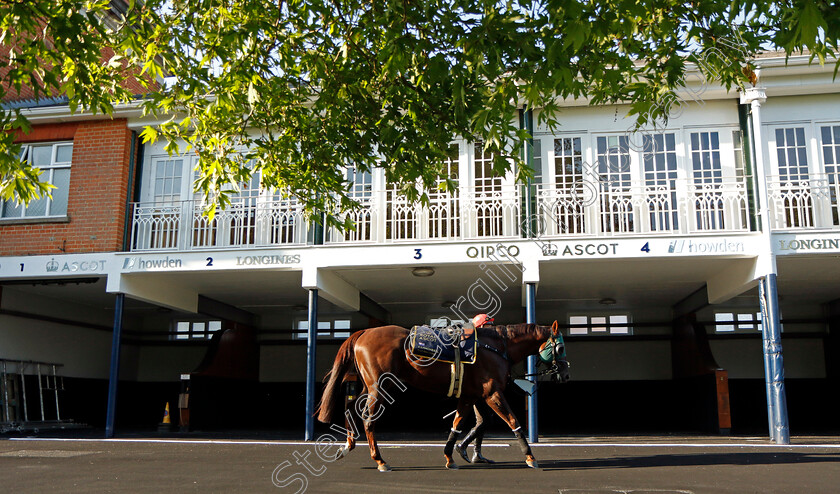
445 461 459 470
472 452 493 464
525 457 539 469
456 444 471 463
335 446 349 460
377 463 392 472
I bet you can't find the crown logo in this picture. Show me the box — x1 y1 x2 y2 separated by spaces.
542 244 558 256
46 258 59 272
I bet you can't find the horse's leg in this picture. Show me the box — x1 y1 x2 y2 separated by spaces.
334 384 360 460
362 383 391 472
455 404 492 464
484 391 538 468
444 398 474 469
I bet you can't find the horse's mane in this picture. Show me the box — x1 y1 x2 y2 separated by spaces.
477 323 549 340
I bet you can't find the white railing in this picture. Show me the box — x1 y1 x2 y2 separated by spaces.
536 177 752 237
130 178 755 251
767 174 840 230
130 198 307 251
324 185 522 244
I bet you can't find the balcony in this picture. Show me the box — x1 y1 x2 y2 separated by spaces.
767 174 840 230
129 198 308 251
129 179 754 252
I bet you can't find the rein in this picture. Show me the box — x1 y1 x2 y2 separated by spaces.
479 341 509 362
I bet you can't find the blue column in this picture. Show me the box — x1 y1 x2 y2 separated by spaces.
105 293 124 438
760 274 790 444
758 279 775 440
305 289 318 441
525 282 538 443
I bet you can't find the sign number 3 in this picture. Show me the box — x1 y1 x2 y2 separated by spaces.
414 249 422 260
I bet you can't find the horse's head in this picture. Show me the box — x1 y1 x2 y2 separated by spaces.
538 321 570 383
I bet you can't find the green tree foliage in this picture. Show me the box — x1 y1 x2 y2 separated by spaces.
2 0 837 227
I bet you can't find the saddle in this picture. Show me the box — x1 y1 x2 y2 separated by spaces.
407 324 479 399
408 325 478 365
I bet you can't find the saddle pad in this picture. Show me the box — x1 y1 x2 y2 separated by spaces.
408 325 477 364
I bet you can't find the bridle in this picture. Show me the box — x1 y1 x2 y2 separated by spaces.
534 321 570 382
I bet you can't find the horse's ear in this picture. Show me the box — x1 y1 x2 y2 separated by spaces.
551 320 559 336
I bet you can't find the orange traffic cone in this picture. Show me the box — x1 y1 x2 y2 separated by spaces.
158 402 173 433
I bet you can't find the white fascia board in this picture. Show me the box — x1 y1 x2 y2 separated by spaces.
17 100 146 124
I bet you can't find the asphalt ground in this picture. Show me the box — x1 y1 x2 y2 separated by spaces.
2 435 840 493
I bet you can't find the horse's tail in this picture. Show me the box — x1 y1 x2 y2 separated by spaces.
317 329 364 423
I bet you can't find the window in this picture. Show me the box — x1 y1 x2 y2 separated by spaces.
1 142 72 219
596 135 633 233
568 314 632 335
820 125 840 225
774 127 812 227
691 132 723 185
775 127 809 182
152 158 184 204
294 319 352 339
428 144 461 239
550 136 586 234
473 143 502 192
643 133 679 231
473 142 504 237
429 317 466 328
530 138 542 184
714 312 762 333
174 320 222 340
346 165 372 200
690 131 726 230
554 137 584 189
732 130 747 178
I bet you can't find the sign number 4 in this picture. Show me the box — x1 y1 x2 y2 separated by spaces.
641 242 650 253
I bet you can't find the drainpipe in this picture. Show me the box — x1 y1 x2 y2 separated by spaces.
121 131 141 252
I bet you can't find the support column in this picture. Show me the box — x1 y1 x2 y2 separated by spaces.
742 79 790 445
105 293 125 439
759 274 790 444
304 289 319 441
525 282 538 443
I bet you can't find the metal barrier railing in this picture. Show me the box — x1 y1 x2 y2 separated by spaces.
0 359 80 433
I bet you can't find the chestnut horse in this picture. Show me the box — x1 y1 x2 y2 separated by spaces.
316 323 569 471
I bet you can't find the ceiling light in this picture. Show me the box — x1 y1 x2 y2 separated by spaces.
599 298 616 305
412 267 435 277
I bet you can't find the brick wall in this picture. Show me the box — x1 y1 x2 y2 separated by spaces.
0 119 135 256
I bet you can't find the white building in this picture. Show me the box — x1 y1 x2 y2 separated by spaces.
1 53 838 439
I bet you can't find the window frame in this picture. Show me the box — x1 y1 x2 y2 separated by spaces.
713 311 763 333
293 318 353 340
0 141 73 220
568 313 633 336
172 319 223 340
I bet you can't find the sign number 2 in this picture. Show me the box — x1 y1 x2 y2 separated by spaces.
414 249 422 260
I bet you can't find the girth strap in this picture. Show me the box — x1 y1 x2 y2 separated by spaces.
447 362 465 398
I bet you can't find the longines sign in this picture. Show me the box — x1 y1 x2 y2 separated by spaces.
778 238 840 252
